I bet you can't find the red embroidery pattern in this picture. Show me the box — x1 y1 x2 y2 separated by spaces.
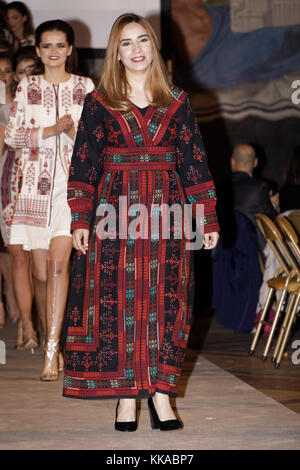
62 87 72 113
37 169 51 196
93 124 104 142
179 124 192 143
77 143 88 162
73 82 86 106
27 82 41 105
43 86 54 115
24 163 35 194
104 119 121 145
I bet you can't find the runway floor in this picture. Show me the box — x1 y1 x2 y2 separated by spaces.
0 313 300 450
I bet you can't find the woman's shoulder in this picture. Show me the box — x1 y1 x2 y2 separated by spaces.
167 85 192 114
71 74 94 85
168 85 191 111
88 89 107 107
15 75 42 94
170 85 188 101
80 89 107 115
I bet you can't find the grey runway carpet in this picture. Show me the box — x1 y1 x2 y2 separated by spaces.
1 322 300 450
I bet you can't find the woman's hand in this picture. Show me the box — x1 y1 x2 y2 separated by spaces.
64 124 75 140
43 114 74 139
203 232 219 250
72 228 89 254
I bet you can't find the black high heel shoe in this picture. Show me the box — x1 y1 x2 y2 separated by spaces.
148 397 182 431
115 399 137 432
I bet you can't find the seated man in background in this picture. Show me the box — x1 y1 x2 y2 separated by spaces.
231 143 278 251
231 144 282 333
231 144 278 226
212 143 278 334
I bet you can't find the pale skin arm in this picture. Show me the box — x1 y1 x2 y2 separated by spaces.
42 114 74 139
72 228 89 254
203 232 219 250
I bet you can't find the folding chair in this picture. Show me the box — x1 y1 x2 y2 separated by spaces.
272 215 300 368
286 210 300 237
249 214 298 359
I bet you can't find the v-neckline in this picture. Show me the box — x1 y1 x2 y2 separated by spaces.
129 101 155 125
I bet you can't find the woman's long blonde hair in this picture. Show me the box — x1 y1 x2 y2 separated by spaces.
99 13 173 111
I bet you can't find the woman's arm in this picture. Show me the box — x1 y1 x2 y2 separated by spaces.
67 92 105 233
176 94 219 240
5 79 75 149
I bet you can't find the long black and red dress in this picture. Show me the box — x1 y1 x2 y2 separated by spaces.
63 88 219 399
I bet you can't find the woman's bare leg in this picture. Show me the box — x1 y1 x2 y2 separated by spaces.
30 249 47 344
7 245 36 344
40 236 72 381
0 251 20 323
15 318 24 349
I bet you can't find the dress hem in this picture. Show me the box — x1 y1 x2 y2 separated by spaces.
62 388 177 400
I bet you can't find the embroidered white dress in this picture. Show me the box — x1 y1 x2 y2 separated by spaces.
5 74 94 250
0 102 19 246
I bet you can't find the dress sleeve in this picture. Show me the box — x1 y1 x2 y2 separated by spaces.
4 81 36 149
62 77 96 147
67 92 105 231
176 95 219 234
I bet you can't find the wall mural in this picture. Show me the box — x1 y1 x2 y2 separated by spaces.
170 0 300 185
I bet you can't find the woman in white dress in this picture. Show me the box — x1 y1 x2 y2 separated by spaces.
5 20 94 380
0 48 38 349
0 51 20 335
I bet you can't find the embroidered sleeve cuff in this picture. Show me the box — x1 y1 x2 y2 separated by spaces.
185 182 220 234
67 182 96 231
70 210 92 231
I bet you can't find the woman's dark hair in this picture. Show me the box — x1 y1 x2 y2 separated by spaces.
0 39 12 53
285 146 300 185
33 19 78 74
0 51 13 63
0 1 7 29
13 45 37 70
5 2 34 38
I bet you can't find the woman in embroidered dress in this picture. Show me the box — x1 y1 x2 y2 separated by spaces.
64 13 219 431
0 51 20 336
5 2 34 52
5 20 94 378
0 48 37 348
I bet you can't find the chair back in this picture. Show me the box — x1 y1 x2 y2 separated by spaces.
286 210 300 237
276 215 300 279
255 214 296 277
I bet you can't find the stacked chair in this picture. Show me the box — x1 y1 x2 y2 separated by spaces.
273 216 300 367
249 214 300 367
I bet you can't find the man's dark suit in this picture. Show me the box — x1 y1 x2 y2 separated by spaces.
231 171 277 250
231 171 277 225
213 171 276 333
